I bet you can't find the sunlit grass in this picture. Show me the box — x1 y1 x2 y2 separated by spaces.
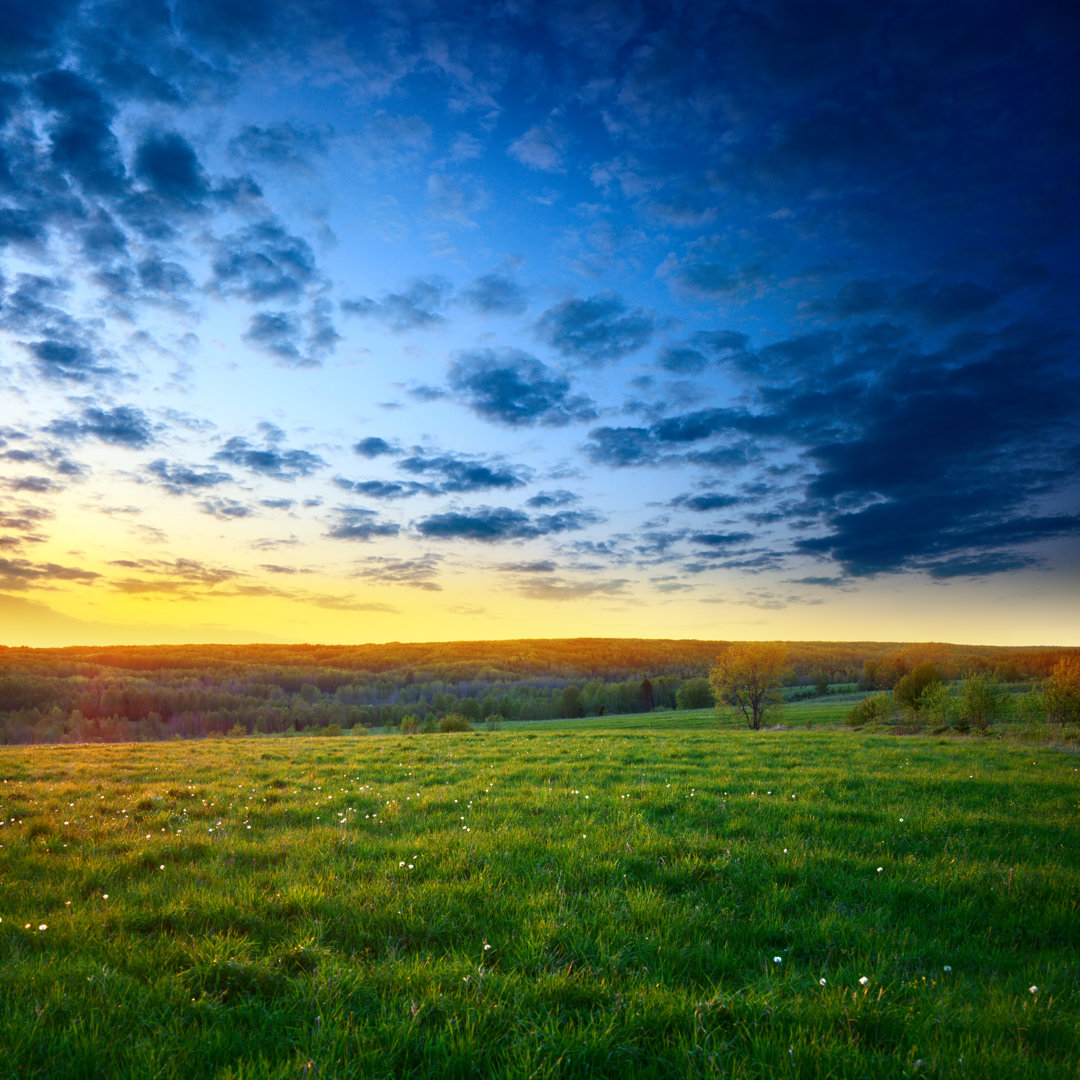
1 718 1077 1078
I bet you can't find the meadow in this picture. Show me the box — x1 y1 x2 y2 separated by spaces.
1 706 1077 1078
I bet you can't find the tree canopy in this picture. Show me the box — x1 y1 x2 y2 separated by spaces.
709 642 790 730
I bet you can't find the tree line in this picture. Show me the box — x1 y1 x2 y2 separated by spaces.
0 639 1075 744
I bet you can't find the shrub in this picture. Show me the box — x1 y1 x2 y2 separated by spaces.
1016 690 1046 729
1044 657 1080 725
845 692 893 727
229 722 246 737
438 713 473 733
675 677 714 710
399 715 420 735
993 660 1023 683
323 723 342 737
484 714 502 731
919 681 955 728
894 663 941 715
959 674 1005 732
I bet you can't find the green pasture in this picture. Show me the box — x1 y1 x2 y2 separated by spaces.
509 699 865 732
0 715 1077 1078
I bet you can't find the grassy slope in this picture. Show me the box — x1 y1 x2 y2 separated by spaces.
0 711 1077 1079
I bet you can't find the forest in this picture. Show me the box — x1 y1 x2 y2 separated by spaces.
0 638 1075 744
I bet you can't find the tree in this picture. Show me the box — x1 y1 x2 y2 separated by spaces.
918 681 954 727
640 677 655 711
438 713 473 733
959 674 1005 732
1044 657 1080 725
560 685 584 719
709 642 789 730
858 659 880 691
675 677 714 710
845 691 893 727
894 663 941 715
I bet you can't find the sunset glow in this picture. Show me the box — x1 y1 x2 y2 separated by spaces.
1 2 1077 647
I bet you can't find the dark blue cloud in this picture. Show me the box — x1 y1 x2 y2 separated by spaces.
582 426 657 468
652 408 748 444
228 122 331 171
398 451 529 493
212 434 325 480
147 458 232 494
893 281 1001 328
525 490 580 509
671 260 769 298
306 298 340 358
535 293 654 364
173 0 280 57
925 553 1042 579
23 339 116 382
33 68 125 194
326 506 401 542
134 129 209 206
332 478 431 500
70 3 188 105
805 279 892 320
764 320 1080 576
45 405 155 448
447 349 596 427
656 345 707 374
137 255 194 294
414 505 600 542
341 277 451 332
808 278 1000 327
353 437 395 459
798 499 1080 579
0 0 78 73
243 310 304 364
754 333 838 380
79 209 127 263
461 272 527 315
199 496 252 519
0 82 21 125
0 208 46 248
692 532 754 548
671 493 741 512
211 219 317 302
2 273 70 327
694 330 753 363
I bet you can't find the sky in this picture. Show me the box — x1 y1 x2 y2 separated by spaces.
1 0 1078 648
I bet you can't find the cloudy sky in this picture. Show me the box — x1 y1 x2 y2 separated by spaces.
1 0 1078 646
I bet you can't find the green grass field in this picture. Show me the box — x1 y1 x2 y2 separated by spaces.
1 711 1077 1078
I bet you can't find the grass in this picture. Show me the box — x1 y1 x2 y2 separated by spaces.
1 707 1077 1078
